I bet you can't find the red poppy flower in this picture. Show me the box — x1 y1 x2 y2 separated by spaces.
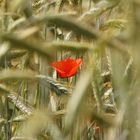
51 58 83 78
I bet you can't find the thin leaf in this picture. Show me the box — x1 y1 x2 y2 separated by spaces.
0 70 71 96
64 69 93 135
1 34 54 61
49 41 94 52
23 13 98 39
0 69 36 81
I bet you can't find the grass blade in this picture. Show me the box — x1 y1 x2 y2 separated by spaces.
64 69 93 135
1 34 54 61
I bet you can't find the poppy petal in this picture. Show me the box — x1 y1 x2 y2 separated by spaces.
76 58 83 65
51 58 83 78
51 62 67 78
68 66 78 77
68 59 82 77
